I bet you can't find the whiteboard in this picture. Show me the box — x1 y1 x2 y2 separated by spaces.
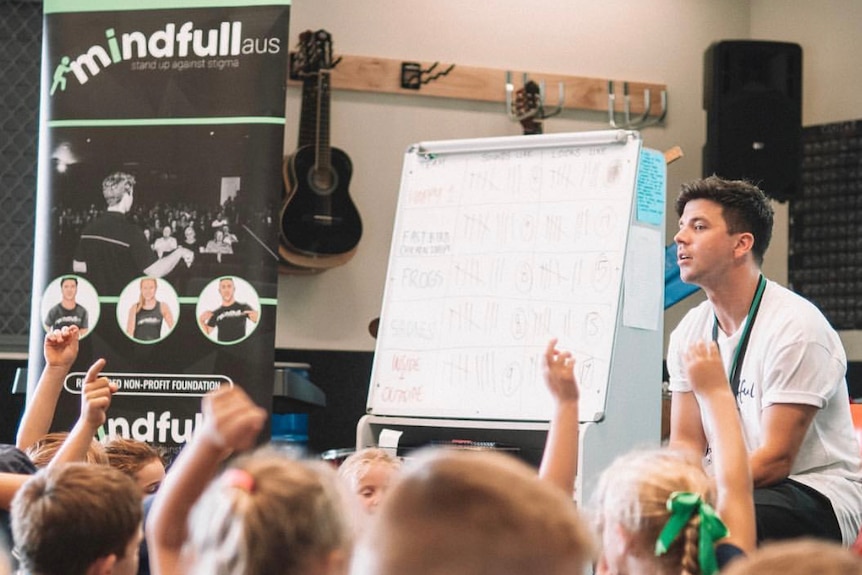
367 130 643 422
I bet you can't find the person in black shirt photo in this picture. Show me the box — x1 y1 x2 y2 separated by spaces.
43 276 89 337
198 277 259 343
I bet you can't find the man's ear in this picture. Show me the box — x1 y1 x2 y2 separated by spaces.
733 231 755 259
86 553 117 575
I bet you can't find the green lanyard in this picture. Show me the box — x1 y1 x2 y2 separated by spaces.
711 274 767 397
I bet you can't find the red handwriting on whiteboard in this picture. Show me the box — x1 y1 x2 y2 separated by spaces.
391 353 420 380
380 385 424 404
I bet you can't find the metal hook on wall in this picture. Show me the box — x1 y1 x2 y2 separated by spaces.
505 72 565 122
401 61 456 90
608 80 667 129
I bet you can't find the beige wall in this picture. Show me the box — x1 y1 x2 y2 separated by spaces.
750 0 862 357
277 1 862 360
277 0 749 351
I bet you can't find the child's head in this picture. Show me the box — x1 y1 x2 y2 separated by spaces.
11 462 143 575
25 431 108 468
592 449 716 575
722 538 862 575
187 447 354 575
338 448 401 513
351 447 595 575
104 436 166 495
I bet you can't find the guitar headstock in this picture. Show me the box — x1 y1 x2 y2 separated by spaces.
290 29 338 79
513 80 543 135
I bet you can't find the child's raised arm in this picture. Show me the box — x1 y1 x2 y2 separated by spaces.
16 326 79 450
538 338 580 497
146 385 266 575
683 340 756 554
48 357 116 467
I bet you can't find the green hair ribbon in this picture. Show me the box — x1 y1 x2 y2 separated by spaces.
654 491 728 575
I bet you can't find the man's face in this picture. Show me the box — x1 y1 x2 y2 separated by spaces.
674 198 741 288
61 279 77 301
218 279 235 302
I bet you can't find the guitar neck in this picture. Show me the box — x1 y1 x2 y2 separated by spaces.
297 72 319 149
315 70 332 170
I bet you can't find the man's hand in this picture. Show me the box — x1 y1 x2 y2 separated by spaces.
44 325 80 370
80 358 117 429
177 246 195 267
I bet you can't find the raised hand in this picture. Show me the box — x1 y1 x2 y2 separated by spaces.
198 385 267 454
681 340 729 398
80 358 117 429
543 338 579 405
44 325 80 369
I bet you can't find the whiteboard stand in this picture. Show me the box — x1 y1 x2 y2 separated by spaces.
358 129 665 505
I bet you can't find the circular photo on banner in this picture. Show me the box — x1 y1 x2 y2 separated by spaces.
196 276 260 345
117 276 180 344
41 275 99 338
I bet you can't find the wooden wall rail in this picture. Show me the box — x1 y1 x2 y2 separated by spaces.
288 53 668 117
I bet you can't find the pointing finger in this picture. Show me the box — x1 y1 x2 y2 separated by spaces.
84 358 107 383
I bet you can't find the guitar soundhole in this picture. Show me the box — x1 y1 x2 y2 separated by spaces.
309 167 338 196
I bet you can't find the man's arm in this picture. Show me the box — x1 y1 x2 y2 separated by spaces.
143 246 193 278
245 307 259 324
199 311 214 334
16 326 79 450
668 389 709 458
749 403 817 487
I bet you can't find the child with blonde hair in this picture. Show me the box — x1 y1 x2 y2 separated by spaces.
104 436 166 495
147 385 354 575
350 447 595 575
337 447 401 514
540 339 754 574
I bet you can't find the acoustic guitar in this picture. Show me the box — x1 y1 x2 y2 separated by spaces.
277 31 325 275
513 80 543 135
279 30 362 269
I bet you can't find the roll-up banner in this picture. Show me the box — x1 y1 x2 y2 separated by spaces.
28 0 290 460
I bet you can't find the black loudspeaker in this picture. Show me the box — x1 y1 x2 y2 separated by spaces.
703 40 802 202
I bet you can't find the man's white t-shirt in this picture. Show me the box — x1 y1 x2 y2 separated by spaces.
668 279 862 544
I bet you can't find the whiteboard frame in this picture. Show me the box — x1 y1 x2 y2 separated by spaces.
367 129 657 425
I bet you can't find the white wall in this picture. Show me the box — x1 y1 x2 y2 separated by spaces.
750 0 862 357
277 0 750 352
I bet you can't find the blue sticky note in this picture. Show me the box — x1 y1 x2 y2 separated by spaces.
636 148 666 226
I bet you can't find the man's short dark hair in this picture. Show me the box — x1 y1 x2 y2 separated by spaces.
60 276 77 287
11 463 142 575
675 175 774 265
102 172 136 206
